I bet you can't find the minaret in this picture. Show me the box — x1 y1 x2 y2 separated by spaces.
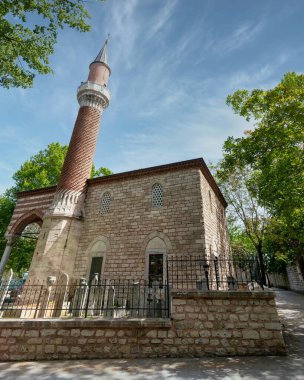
50 39 111 217
27 40 111 282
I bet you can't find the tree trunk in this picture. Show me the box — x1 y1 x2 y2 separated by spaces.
257 244 267 287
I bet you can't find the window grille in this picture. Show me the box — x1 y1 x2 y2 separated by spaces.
101 192 112 214
152 183 163 208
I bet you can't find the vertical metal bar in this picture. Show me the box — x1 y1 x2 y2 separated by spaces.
166 256 170 318
84 282 92 318
34 285 44 319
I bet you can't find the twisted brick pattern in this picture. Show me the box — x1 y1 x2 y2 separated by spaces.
57 106 102 193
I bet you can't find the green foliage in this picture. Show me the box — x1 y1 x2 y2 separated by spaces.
214 163 268 283
92 166 113 177
0 142 112 275
225 72 304 243
228 220 256 260
0 0 103 88
11 142 112 195
263 218 303 273
12 142 68 194
6 236 36 276
222 72 304 272
0 196 15 257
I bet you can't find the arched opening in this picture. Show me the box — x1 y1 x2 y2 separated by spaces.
86 237 108 284
145 236 167 286
1 210 43 278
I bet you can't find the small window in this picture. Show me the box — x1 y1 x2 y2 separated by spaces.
152 183 163 208
101 191 112 214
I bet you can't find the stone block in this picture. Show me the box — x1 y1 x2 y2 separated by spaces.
45 345 55 354
57 329 70 336
12 329 23 337
81 330 95 337
71 346 82 354
210 339 220 346
264 323 282 330
57 346 69 353
173 314 186 320
157 330 167 339
242 330 260 340
260 330 273 339
41 329 56 336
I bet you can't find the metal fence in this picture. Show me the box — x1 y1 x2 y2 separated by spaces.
0 256 264 319
167 256 264 291
0 279 169 319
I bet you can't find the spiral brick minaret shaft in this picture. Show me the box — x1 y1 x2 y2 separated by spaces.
50 39 111 218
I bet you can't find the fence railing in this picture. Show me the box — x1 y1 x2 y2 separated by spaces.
0 279 169 319
167 256 264 291
0 256 264 319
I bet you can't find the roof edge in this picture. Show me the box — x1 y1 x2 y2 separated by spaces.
88 158 227 208
16 158 227 208
17 185 57 198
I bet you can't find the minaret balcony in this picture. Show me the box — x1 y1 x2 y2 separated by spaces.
77 81 110 110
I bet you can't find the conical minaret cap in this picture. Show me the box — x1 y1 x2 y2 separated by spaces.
90 38 111 74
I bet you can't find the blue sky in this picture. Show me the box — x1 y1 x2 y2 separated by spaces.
1 0 304 193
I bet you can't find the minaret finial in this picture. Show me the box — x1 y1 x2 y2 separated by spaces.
90 37 110 71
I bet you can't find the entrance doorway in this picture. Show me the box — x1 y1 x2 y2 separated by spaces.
148 253 164 286
89 257 103 284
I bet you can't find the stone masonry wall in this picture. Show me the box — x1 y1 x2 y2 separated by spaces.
199 171 230 261
0 291 285 361
73 168 207 280
287 265 304 292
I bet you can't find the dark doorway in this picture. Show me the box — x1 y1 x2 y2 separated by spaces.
89 257 103 284
149 254 163 286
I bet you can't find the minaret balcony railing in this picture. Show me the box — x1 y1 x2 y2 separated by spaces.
77 81 110 110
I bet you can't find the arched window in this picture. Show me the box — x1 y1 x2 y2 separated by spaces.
152 183 163 208
87 239 107 284
145 237 167 286
101 191 112 214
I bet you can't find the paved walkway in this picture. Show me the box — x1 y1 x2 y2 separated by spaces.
0 289 303 380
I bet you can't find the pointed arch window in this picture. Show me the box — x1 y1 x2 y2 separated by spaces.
101 191 112 214
152 183 163 209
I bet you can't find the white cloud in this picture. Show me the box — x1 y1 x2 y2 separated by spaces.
212 21 265 56
145 0 177 40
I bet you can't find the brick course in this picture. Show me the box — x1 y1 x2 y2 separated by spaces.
57 106 102 193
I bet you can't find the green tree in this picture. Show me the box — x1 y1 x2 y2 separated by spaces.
225 72 304 245
0 0 103 88
12 142 68 194
215 165 269 285
0 142 112 275
228 219 257 260
0 196 15 257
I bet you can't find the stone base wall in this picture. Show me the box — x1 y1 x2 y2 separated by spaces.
171 291 285 356
268 272 290 289
287 265 304 292
0 291 285 361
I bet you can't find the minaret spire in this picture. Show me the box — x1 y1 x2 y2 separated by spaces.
24 39 112 282
49 38 111 218
90 37 110 72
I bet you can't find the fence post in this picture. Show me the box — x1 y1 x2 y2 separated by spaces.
84 281 92 318
166 257 171 318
